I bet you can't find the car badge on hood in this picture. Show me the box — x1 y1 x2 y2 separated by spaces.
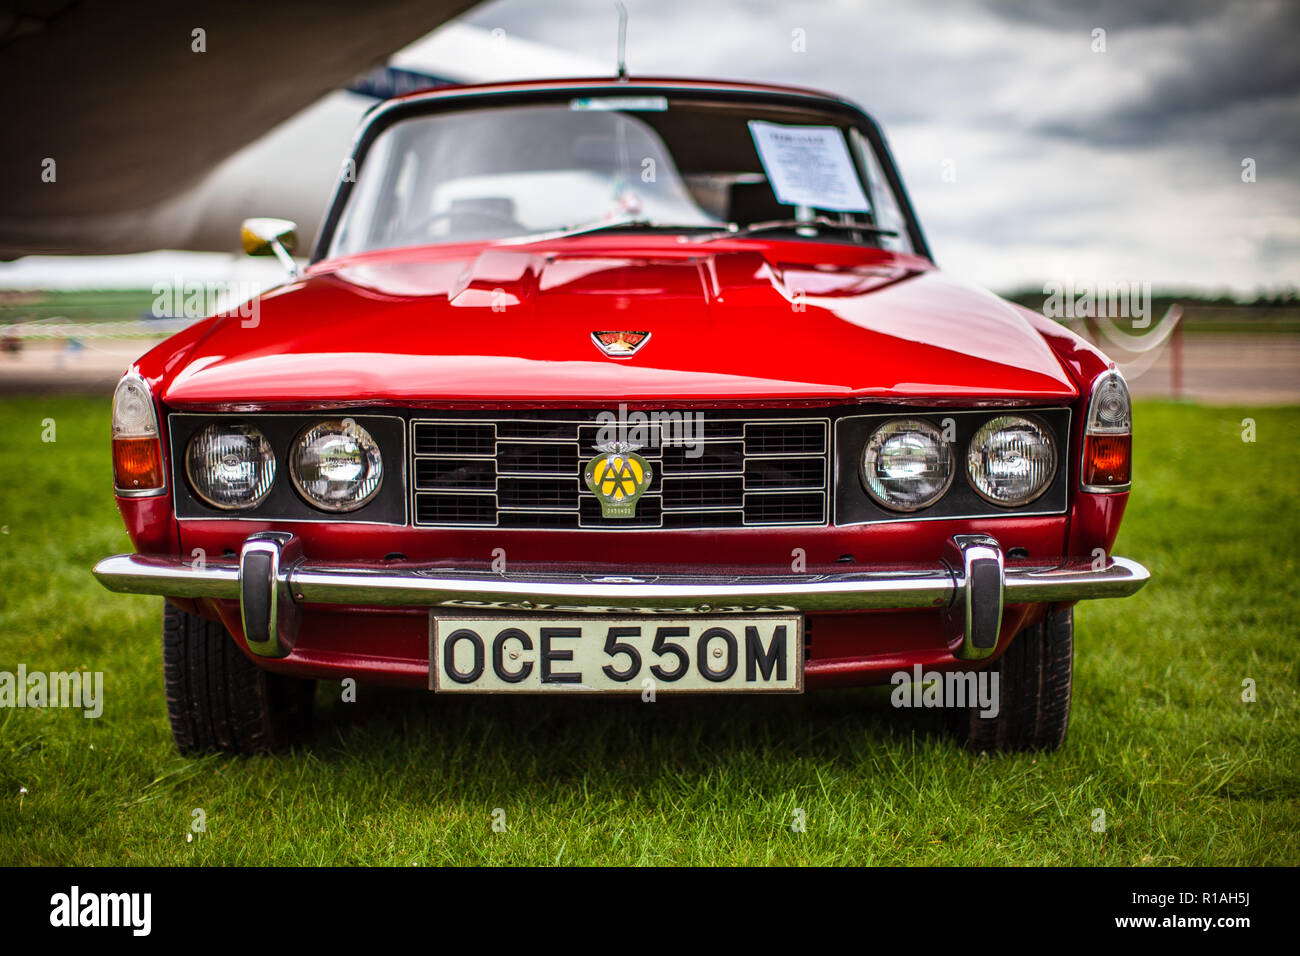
591 331 650 357
584 440 653 518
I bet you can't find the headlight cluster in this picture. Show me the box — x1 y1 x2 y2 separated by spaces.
185 424 276 510
967 416 1057 506
861 418 954 512
290 420 384 511
860 414 1057 512
185 419 383 512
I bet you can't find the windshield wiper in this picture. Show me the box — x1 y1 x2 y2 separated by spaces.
688 216 899 243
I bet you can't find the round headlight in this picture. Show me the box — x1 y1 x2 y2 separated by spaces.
967 415 1057 506
185 423 276 510
860 418 955 512
291 419 383 512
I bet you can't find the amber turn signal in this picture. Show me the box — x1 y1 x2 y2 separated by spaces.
1082 433 1131 489
113 437 164 492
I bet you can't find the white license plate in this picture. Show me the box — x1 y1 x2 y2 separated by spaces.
430 616 803 693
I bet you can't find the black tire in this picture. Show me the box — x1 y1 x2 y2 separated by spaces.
161 602 314 755
958 607 1073 753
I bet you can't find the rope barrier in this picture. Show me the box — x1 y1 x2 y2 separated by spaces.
0 317 201 340
1074 304 1184 355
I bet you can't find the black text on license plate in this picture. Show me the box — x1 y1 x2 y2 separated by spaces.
430 616 803 693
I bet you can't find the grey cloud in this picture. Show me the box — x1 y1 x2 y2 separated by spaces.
978 0 1228 29
1030 1 1300 150
459 0 1298 290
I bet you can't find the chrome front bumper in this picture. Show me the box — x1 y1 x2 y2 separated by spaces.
92 532 1149 662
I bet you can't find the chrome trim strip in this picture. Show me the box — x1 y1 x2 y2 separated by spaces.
115 487 169 499
1080 480 1132 494
93 545 1149 615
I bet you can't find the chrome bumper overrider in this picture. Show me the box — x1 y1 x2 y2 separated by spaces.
92 532 1149 661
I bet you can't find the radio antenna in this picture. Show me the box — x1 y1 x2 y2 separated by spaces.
615 1 628 79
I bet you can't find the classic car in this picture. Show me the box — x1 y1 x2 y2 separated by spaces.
93 76 1148 755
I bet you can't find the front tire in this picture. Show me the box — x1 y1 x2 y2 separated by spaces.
161 602 314 755
958 607 1073 753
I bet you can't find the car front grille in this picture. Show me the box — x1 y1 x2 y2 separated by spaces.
411 412 830 530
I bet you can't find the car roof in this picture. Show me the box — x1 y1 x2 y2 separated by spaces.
378 75 861 113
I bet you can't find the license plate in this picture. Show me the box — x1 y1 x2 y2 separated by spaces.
430 616 803 693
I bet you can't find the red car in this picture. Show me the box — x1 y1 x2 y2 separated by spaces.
94 77 1148 755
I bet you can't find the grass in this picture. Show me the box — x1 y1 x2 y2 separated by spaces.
0 289 160 324
0 397 1296 865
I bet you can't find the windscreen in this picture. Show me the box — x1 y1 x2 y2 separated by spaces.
327 97 913 256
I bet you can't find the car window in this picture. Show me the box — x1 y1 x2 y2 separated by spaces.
850 127 914 254
328 99 912 256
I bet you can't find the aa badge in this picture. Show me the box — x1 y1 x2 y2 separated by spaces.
583 441 653 518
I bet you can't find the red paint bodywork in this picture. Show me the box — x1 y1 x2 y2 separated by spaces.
116 77 1128 690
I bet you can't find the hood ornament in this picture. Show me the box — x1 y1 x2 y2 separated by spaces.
591 330 650 357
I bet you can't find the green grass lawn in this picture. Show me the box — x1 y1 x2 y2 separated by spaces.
0 289 160 325
0 397 1296 865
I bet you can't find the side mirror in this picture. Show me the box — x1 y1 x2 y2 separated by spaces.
240 218 299 276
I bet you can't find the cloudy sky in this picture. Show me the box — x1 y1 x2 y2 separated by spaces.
460 0 1300 294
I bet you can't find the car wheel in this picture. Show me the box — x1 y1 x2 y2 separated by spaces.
957 607 1073 753
161 602 314 755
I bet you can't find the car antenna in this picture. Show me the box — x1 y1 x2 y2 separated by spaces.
615 1 629 80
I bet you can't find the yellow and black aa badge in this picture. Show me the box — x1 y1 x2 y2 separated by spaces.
584 443 653 518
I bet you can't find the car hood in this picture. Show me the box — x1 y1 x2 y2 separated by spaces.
161 244 1077 407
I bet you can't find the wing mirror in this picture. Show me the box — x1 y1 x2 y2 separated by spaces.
240 218 299 277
